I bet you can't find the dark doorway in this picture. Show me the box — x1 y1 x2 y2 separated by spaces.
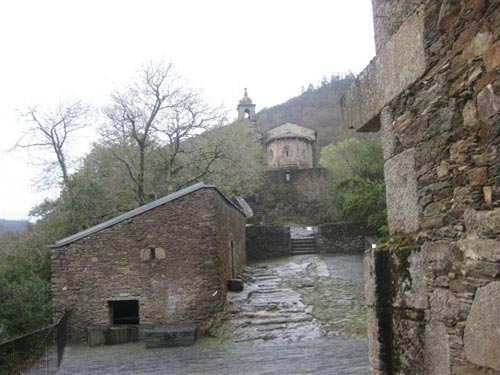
230 241 235 278
109 300 139 325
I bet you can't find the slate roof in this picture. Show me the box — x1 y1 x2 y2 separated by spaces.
50 182 245 248
265 130 314 143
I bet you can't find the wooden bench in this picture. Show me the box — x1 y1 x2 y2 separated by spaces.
87 326 139 346
144 323 197 348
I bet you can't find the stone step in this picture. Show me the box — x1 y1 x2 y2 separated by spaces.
291 237 317 254
291 246 316 251
291 250 317 254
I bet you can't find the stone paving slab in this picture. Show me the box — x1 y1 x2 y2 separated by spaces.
58 337 369 375
58 254 369 374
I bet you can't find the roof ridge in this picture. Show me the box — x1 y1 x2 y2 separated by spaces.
50 182 244 248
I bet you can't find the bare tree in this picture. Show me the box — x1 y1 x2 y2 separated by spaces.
101 61 226 204
15 101 92 194
155 89 227 192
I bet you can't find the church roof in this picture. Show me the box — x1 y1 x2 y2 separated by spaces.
238 88 254 106
266 131 313 143
266 122 316 143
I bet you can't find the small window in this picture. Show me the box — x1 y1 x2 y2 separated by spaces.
109 300 139 325
283 145 290 157
141 246 166 261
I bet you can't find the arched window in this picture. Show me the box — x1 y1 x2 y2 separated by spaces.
283 145 290 158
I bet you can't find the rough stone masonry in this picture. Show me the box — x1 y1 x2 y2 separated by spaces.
50 184 246 340
342 0 500 374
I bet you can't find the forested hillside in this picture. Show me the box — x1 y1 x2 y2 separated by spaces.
0 219 27 235
256 76 358 155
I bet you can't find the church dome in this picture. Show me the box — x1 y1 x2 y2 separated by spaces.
239 88 253 105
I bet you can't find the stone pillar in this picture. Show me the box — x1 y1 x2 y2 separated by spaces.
343 1 500 373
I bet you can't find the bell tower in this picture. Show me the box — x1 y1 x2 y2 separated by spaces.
237 88 256 121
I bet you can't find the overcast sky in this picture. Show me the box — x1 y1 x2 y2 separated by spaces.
0 0 375 220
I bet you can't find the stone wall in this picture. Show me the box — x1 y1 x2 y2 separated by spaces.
51 188 246 340
316 223 367 254
343 1 500 373
215 193 247 281
254 168 329 225
246 225 291 260
266 137 315 169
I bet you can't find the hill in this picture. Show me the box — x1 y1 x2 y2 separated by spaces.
255 76 361 156
0 219 27 235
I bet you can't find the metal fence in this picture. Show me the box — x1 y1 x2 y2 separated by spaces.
0 313 67 375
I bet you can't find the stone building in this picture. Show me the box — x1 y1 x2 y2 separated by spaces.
50 182 246 340
236 92 328 225
342 1 500 373
266 122 317 169
237 88 256 122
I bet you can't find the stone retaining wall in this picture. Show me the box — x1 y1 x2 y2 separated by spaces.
246 225 291 260
316 223 367 254
255 168 329 225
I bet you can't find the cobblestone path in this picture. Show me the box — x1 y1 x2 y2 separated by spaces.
58 254 369 374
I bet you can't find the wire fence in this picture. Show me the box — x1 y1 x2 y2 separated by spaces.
0 313 67 375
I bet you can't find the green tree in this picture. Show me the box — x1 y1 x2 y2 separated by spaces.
0 226 53 341
320 137 387 234
202 121 266 197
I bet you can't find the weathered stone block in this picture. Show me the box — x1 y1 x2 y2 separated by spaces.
429 289 459 325
464 282 500 371
424 319 451 375
477 84 500 120
422 241 463 276
468 167 488 186
460 237 500 262
392 315 426 374
462 32 493 60
364 251 377 308
384 148 419 234
484 40 500 72
393 249 428 310
449 279 477 294
450 140 470 163
342 7 426 132
462 100 480 131
381 106 396 161
366 308 384 372
465 260 499 279
464 208 500 236
438 0 461 30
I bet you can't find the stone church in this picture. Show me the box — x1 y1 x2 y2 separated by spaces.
50 182 246 340
238 89 329 225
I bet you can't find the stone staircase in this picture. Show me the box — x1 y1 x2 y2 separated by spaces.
246 200 272 225
221 265 324 342
291 237 317 255
290 227 318 255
